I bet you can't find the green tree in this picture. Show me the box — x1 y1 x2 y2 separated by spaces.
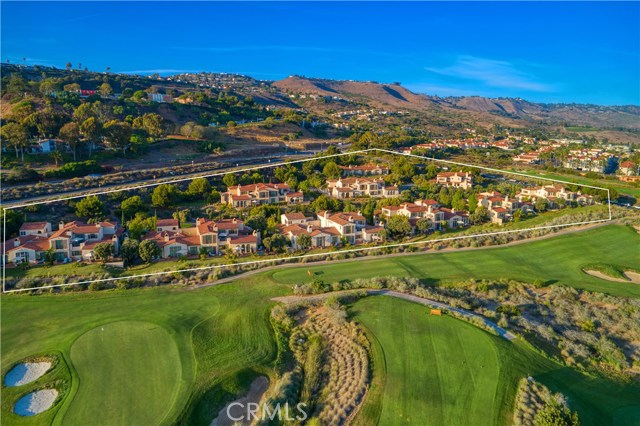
121 196 146 219
0 209 23 241
127 213 156 240
94 242 113 264
513 209 523 222
80 117 102 157
141 113 166 140
98 82 113 97
120 238 140 266
262 233 288 253
468 193 478 214
187 178 211 198
58 121 82 161
470 206 489 224
536 198 549 212
74 195 105 221
223 173 237 187
43 248 56 266
152 184 178 208
297 233 312 250
103 120 133 156
138 239 161 263
386 215 412 237
416 218 431 233
1 122 30 161
322 161 341 179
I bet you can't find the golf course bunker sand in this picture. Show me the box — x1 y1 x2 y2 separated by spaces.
211 376 269 426
14 389 58 416
4 361 52 387
584 270 640 284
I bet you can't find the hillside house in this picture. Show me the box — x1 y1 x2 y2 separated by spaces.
223 183 299 207
4 220 123 264
436 172 474 189
325 178 399 199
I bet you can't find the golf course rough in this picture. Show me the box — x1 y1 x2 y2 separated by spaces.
65 321 182 426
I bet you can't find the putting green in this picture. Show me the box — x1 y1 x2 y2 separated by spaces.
65 321 182 426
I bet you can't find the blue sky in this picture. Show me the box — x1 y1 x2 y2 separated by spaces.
2 2 638 105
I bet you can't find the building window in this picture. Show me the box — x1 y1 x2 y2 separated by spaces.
169 246 181 257
54 240 64 250
188 246 198 255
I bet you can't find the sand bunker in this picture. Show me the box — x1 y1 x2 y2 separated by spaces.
584 270 640 284
14 389 58 416
211 376 270 426
4 362 52 387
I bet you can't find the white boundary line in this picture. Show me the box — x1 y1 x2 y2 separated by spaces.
1 148 612 293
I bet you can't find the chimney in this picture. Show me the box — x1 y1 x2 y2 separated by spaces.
307 225 313 233
14 238 20 248
232 218 237 224
164 232 169 242
59 220 65 230
452 208 456 214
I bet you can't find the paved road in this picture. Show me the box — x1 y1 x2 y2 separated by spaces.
2 153 313 207
272 289 517 340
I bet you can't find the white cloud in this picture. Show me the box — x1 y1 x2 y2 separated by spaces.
425 55 554 92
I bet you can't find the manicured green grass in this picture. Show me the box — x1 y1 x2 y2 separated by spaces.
272 225 640 298
64 321 182 426
2 226 638 425
1 280 289 426
351 296 640 426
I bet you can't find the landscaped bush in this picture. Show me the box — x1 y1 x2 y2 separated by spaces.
43 160 104 179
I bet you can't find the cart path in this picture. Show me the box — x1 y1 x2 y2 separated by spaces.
272 289 518 340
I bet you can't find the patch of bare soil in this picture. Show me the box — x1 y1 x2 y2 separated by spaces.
210 376 269 426
584 270 640 284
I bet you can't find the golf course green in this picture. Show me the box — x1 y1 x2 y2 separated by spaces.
64 321 182 426
1 224 638 425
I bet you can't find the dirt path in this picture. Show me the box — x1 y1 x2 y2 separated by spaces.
272 289 517 341
194 220 615 290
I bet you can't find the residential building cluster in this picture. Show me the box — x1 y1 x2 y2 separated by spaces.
141 218 259 258
401 139 516 154
223 183 303 208
4 220 123 265
325 177 399 199
562 149 614 173
279 211 384 249
382 199 470 231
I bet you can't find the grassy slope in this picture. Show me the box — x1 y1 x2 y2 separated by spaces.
272 225 640 298
64 321 182 426
351 296 640 426
0 280 289 426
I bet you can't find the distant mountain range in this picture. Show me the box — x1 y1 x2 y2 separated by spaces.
273 75 640 132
